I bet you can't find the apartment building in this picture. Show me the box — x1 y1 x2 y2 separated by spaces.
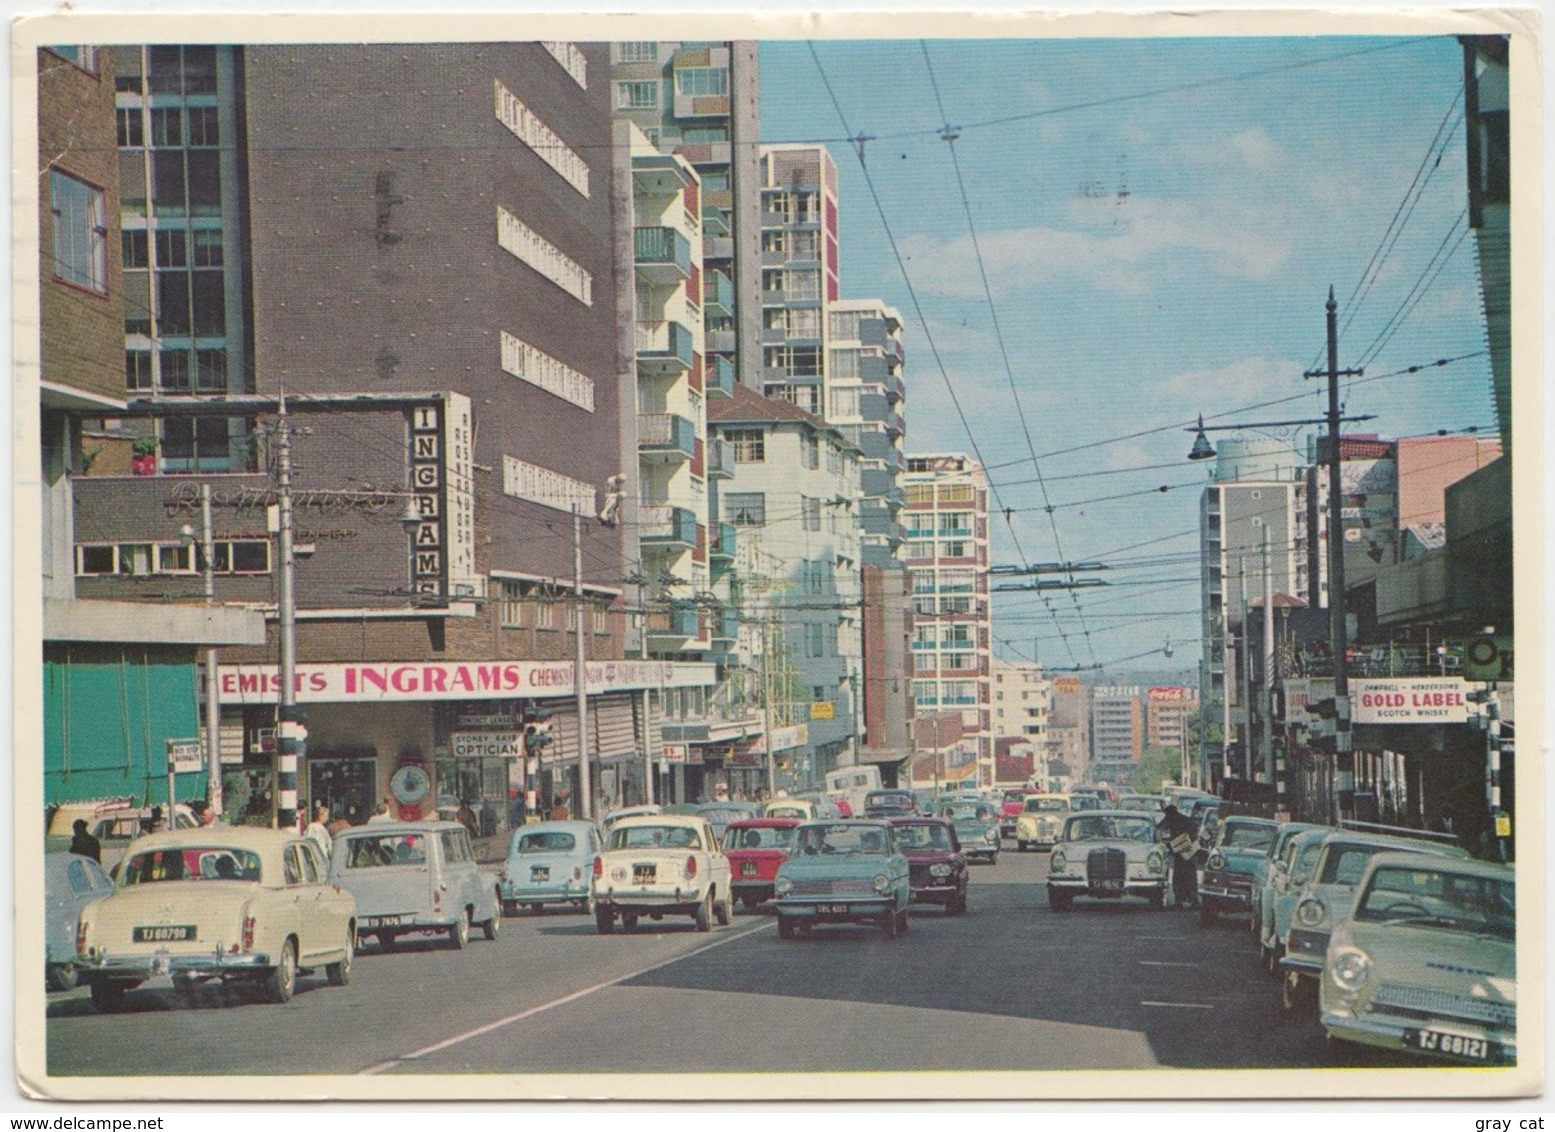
1089 685 1143 787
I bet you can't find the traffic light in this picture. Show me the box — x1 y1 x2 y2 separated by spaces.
523 706 553 755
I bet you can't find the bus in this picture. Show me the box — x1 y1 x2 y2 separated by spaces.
823 765 882 817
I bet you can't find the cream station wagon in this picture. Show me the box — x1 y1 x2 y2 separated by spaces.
74 826 356 1012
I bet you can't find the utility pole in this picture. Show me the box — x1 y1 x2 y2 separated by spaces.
762 616 776 798
1261 523 1275 787
275 397 302 832
572 505 592 822
200 485 222 817
1306 286 1362 819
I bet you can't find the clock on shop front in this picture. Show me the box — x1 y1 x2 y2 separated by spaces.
390 762 431 821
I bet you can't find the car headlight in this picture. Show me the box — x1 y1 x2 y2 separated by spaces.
1206 851 1227 872
1330 948 1372 993
873 874 890 893
774 876 793 896
929 863 952 878
1146 849 1166 876
1050 849 1067 873
1297 898 1327 927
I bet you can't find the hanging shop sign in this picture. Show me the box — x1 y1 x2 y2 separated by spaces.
217 659 717 704
1352 678 1471 725
449 731 525 759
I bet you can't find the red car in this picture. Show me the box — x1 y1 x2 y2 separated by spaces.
723 818 800 910
889 816 968 915
999 788 1043 837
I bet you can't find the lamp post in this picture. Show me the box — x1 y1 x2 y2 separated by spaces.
182 485 222 818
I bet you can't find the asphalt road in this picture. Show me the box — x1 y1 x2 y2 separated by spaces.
45 845 1397 1082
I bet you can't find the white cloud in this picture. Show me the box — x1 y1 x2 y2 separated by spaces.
1231 127 1280 173
1153 355 1304 406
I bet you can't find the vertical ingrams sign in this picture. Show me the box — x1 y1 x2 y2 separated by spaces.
406 394 477 599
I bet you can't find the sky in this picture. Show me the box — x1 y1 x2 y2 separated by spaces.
758 33 1499 678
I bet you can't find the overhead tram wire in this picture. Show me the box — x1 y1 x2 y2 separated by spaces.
805 41 1081 669
1355 214 1473 368
920 39 1098 668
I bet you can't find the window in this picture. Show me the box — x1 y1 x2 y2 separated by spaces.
614 80 658 110
830 310 863 340
195 349 226 392
675 66 728 97
801 434 819 470
782 270 820 301
498 580 524 627
50 171 108 294
788 231 819 260
805 623 825 658
801 497 821 532
761 231 787 255
122 229 149 268
764 345 822 377
830 350 861 380
159 349 191 391
150 106 182 147
116 107 144 148
48 46 100 73
593 606 610 634
534 600 557 630
186 107 220 147
726 429 765 463
614 42 658 63
125 350 153 391
725 493 765 526
829 386 860 417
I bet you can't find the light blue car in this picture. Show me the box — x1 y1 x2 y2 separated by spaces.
1248 822 1327 943
45 852 113 991
500 820 602 914
773 820 911 939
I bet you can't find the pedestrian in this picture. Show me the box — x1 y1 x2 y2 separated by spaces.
190 800 221 828
1159 804 1198 909
368 797 396 823
69 818 102 863
143 804 164 834
456 798 479 837
306 802 333 857
548 794 570 821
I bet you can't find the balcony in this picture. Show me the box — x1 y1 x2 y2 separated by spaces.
703 269 734 317
706 354 735 400
635 320 694 372
701 205 730 237
639 503 698 548
675 140 732 167
710 606 739 643
706 436 733 478
631 154 693 198
885 411 906 437
647 600 702 642
710 521 736 561
638 413 697 461
886 373 906 403
703 235 734 261
706 329 737 355
634 227 692 282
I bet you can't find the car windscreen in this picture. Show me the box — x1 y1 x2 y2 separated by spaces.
1065 817 1155 843
1001 791 1031 805
344 833 427 867
1024 797 1068 812
793 824 890 856
864 792 912 810
1220 823 1276 851
121 847 262 884
1353 866 1513 939
942 804 990 821
1320 844 1392 886
728 825 795 850
892 824 953 851
515 831 577 854
611 825 701 850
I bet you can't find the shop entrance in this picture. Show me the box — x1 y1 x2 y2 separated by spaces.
308 751 378 827
435 755 509 840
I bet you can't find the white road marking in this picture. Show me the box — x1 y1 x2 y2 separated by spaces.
359 920 770 1074
1137 960 1198 967
1140 1000 1215 1009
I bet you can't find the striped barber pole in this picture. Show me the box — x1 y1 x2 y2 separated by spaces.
277 704 307 831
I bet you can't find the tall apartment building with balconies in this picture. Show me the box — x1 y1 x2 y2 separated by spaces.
758 144 840 416
992 661 1051 743
610 41 760 396
826 299 907 567
903 454 993 784
1090 685 1144 786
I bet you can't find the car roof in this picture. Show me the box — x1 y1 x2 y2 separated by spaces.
727 817 801 829
611 813 707 830
1317 831 1469 856
118 826 301 854
888 815 952 826
798 817 892 829
1068 809 1157 820
1360 850 1513 881
514 820 596 833
339 820 467 836
1221 815 1278 828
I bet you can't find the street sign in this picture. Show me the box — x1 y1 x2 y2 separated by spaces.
809 701 835 721
167 738 203 774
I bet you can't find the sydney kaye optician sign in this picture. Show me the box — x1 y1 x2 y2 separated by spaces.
1352 678 1472 725
217 660 716 704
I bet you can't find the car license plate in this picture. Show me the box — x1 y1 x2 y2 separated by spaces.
133 925 194 943
531 867 550 882
364 915 403 928
741 862 758 877
1404 1029 1502 1062
814 903 851 914
633 864 656 884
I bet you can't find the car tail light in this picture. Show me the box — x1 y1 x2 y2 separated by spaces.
685 855 697 878
593 856 603 879
573 867 582 880
434 888 442 912
242 915 255 952
76 920 88 956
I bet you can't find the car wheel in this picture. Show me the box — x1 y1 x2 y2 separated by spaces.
1281 970 1315 1015
896 908 909 934
882 909 898 938
777 915 796 940
740 894 761 911
89 979 128 1014
1148 889 1165 911
1047 886 1072 912
594 905 615 934
483 913 501 942
378 931 397 951
531 902 546 915
948 890 967 916
448 911 470 950
502 900 518 917
46 964 78 993
694 892 713 933
1198 903 1218 928
326 932 353 986
621 912 640 932
171 973 200 1007
715 892 733 927
264 940 297 1004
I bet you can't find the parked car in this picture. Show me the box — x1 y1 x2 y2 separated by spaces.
330 821 501 950
1249 821 1328 941
1115 793 1166 814
1196 816 1279 926
1280 830 1470 1014
1045 811 1168 912
499 820 602 915
696 802 761 844
764 797 822 822
773 820 911 938
889 816 968 915
46 799 198 873
592 814 733 933
861 790 916 819
937 800 1000 864
602 804 663 836
44 852 113 991
1260 827 1334 975
1013 793 1073 851
74 827 356 1012
1320 853 1515 1065
723 817 801 909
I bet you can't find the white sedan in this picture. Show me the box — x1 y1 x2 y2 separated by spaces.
74 826 356 1011
1045 811 1168 911
591 814 733 933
